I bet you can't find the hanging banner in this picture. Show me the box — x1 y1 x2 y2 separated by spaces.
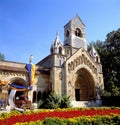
26 64 35 86
8 89 16 108
31 64 35 85
8 83 29 91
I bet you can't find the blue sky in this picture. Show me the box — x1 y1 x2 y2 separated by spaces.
0 0 120 64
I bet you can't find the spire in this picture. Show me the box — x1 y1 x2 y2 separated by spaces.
56 32 59 39
54 32 61 47
50 32 65 55
75 13 79 18
89 44 97 58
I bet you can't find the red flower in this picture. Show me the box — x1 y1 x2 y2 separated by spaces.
0 109 120 125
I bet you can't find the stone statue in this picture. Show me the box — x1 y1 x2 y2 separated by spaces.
29 55 33 64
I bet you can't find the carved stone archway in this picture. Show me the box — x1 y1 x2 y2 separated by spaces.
75 68 96 101
9 77 26 86
9 77 27 97
8 77 28 107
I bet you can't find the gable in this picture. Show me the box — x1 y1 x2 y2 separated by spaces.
65 48 97 75
71 15 85 27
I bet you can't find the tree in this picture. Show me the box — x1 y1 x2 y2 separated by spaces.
0 53 5 61
89 28 120 96
104 28 120 96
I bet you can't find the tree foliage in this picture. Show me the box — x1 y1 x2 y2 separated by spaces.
89 28 120 96
104 28 120 96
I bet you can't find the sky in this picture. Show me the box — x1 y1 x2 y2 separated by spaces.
0 0 120 64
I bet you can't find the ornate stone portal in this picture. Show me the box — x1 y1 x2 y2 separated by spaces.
0 15 104 108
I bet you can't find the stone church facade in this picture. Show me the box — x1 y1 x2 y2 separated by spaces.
0 15 104 108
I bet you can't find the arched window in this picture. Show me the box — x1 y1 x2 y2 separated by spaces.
96 56 99 62
37 91 41 101
59 47 62 54
33 91 37 103
66 30 69 38
66 49 69 55
75 28 82 37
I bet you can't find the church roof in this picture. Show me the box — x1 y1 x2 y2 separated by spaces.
64 15 85 27
36 55 50 65
0 64 27 73
0 60 48 75
0 60 27 73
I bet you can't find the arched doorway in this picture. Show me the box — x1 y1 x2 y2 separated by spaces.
9 78 27 99
8 77 29 108
75 68 96 101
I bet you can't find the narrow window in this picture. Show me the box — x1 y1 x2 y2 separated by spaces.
96 56 99 62
59 59 61 66
59 47 62 54
37 91 41 101
67 49 69 54
66 30 69 37
33 91 37 103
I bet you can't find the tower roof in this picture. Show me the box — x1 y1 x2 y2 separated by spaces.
50 32 65 55
54 32 61 47
51 32 63 48
64 15 85 28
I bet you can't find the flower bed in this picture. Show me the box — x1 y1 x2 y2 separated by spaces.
0 108 120 125
20 115 120 125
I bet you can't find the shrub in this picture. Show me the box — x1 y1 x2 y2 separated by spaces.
43 118 63 125
0 112 10 119
38 92 71 109
111 114 120 125
103 90 112 96
38 92 61 109
59 95 71 108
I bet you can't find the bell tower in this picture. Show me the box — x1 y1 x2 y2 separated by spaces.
64 15 87 56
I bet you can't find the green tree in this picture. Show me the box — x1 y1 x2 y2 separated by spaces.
104 28 120 96
89 28 120 96
0 53 5 61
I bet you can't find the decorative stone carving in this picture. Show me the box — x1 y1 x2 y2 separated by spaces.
68 54 97 74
